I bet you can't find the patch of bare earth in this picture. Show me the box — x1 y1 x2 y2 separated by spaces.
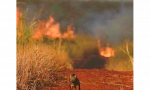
42 69 133 90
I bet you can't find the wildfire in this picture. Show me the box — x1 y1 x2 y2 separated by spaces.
16 7 75 40
32 16 75 39
98 40 115 57
16 7 74 39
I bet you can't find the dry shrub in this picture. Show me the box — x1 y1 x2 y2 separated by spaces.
17 44 72 90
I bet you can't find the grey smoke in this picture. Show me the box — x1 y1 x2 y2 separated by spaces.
78 6 133 45
18 1 133 45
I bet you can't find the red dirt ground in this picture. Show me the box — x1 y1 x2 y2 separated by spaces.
42 69 133 90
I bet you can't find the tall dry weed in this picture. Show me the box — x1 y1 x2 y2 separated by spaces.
17 44 72 90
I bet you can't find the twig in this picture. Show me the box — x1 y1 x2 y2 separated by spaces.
121 40 133 66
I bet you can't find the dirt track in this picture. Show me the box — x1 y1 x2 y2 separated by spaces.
42 69 133 90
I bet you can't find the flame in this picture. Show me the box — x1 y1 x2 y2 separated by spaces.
17 7 23 27
62 26 75 39
32 21 45 39
44 16 61 39
17 7 23 37
98 40 115 57
16 8 75 39
32 16 75 39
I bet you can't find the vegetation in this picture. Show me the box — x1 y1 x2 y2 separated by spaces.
17 10 73 89
105 40 133 71
17 2 133 89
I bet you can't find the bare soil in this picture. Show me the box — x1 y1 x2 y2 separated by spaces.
42 69 133 90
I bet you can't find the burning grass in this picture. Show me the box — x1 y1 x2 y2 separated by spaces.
32 16 75 40
17 7 75 44
98 40 115 58
105 40 133 71
17 7 23 37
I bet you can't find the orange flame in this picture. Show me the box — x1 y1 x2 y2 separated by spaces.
98 40 115 57
17 7 23 37
16 9 75 39
32 21 45 39
17 7 23 27
44 16 61 39
32 16 75 39
62 26 75 39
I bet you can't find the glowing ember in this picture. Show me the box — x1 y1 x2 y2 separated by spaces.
98 40 115 57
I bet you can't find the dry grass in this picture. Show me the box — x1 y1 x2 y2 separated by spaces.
105 40 133 71
121 40 133 66
17 8 73 89
17 43 72 90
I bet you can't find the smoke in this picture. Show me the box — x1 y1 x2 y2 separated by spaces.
18 1 133 45
77 5 133 45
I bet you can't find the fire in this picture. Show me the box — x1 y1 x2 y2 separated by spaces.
44 16 61 39
32 21 45 39
62 26 75 39
17 7 23 37
100 47 115 57
17 7 23 27
32 16 75 39
17 8 75 39
98 40 115 57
